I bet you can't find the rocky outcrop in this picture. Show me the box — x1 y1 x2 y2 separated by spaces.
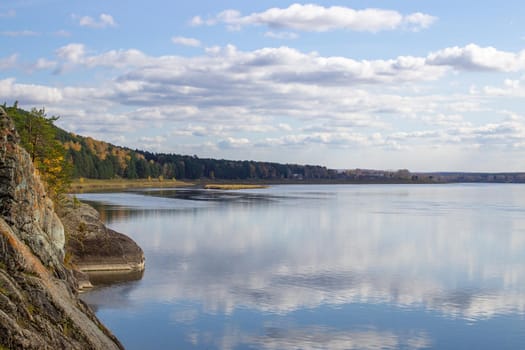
58 197 145 284
0 107 123 349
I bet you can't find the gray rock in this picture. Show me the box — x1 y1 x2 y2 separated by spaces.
58 196 145 279
0 107 123 349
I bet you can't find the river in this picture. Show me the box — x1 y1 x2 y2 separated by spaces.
78 184 525 349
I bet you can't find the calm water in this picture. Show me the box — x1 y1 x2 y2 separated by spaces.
78 184 525 350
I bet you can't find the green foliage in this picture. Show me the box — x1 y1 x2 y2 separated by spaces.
8 105 72 200
8 106 336 182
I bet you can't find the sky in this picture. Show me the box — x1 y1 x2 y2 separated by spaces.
2 0 525 171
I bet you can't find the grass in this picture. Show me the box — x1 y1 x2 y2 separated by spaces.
203 184 268 190
69 178 193 193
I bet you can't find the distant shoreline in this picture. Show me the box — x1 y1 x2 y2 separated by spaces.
69 176 525 193
69 178 194 192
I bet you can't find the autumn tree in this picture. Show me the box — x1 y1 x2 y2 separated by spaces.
9 105 72 201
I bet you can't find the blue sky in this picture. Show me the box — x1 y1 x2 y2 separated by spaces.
2 1 525 171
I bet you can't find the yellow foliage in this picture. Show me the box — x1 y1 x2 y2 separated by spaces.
85 137 109 160
63 141 82 152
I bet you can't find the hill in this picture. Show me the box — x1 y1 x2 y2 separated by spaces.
5 105 525 184
6 105 336 181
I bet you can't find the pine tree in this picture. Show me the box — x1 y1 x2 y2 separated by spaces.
9 106 72 200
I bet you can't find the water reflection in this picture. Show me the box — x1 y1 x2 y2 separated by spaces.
86 269 144 286
79 185 525 349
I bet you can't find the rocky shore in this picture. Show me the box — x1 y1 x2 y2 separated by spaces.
58 196 145 290
0 107 136 349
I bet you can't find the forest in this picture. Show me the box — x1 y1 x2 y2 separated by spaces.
6 105 336 181
8 105 525 184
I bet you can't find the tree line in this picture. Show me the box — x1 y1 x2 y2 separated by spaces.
9 105 525 187
6 105 336 182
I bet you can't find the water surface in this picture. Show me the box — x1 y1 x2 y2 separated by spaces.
79 184 525 349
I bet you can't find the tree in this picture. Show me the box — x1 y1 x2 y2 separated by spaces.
9 106 72 200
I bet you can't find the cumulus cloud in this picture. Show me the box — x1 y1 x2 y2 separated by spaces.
404 12 437 31
427 44 525 72
171 36 202 47
482 78 525 97
54 43 149 71
11 42 525 163
0 78 63 105
192 4 437 32
75 13 117 29
56 43 86 63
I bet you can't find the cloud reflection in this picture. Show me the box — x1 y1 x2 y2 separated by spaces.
84 186 525 318
81 185 525 348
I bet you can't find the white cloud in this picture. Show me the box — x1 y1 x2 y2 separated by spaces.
482 78 525 97
0 30 40 37
0 54 18 70
11 42 525 165
172 123 280 138
189 15 206 26
138 135 168 151
404 12 437 31
218 137 251 149
75 13 117 29
53 30 72 38
33 58 57 71
262 131 375 148
139 136 167 143
193 4 437 32
84 49 149 68
171 36 202 47
264 31 299 40
388 120 525 149
427 44 525 72
0 78 63 105
56 43 86 64
54 44 149 71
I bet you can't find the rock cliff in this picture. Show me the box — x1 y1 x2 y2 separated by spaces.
0 107 123 349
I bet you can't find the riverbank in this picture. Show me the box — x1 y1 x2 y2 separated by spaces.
69 177 440 193
69 178 193 192
203 184 268 190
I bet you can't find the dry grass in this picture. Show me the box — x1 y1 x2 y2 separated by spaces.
69 178 193 193
203 184 268 190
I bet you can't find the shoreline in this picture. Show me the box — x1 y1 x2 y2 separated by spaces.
69 177 525 194
70 178 439 193
69 178 194 193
